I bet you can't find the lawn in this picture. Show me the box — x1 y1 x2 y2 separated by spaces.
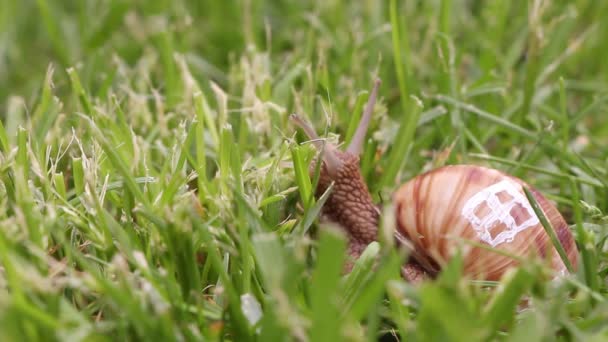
0 0 607 341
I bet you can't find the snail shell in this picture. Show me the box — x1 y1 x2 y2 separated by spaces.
394 165 578 280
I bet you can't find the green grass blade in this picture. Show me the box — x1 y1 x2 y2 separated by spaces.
570 178 599 292
380 97 423 188
310 229 346 342
523 187 574 273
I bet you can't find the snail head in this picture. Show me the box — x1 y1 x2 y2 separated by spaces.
290 79 380 187
290 79 381 246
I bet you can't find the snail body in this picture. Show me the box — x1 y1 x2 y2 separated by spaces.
291 79 578 282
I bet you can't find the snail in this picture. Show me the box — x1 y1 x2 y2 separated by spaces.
291 79 578 282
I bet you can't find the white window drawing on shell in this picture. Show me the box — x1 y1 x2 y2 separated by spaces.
461 180 540 247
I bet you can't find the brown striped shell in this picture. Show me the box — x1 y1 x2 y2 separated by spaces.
394 165 578 280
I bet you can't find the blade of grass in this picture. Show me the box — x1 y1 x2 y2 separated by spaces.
0 115 8 153
295 182 334 236
523 186 574 273
570 178 598 293
34 0 69 66
194 215 251 339
469 153 603 188
83 116 150 209
558 77 570 147
290 144 313 211
380 97 423 188
482 267 535 334
310 229 347 342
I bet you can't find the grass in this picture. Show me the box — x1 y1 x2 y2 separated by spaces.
1 0 607 341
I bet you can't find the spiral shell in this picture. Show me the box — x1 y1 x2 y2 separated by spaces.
394 165 578 280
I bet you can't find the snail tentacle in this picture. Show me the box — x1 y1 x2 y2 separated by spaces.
347 79 381 156
290 114 342 177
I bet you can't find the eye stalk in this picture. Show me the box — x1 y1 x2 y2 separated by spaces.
289 114 342 177
290 79 381 176
347 78 381 155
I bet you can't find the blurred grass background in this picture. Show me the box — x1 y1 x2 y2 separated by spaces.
0 0 607 341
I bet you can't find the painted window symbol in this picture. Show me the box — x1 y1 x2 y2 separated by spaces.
461 180 539 247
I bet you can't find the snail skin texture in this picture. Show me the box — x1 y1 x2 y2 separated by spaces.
291 79 579 282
